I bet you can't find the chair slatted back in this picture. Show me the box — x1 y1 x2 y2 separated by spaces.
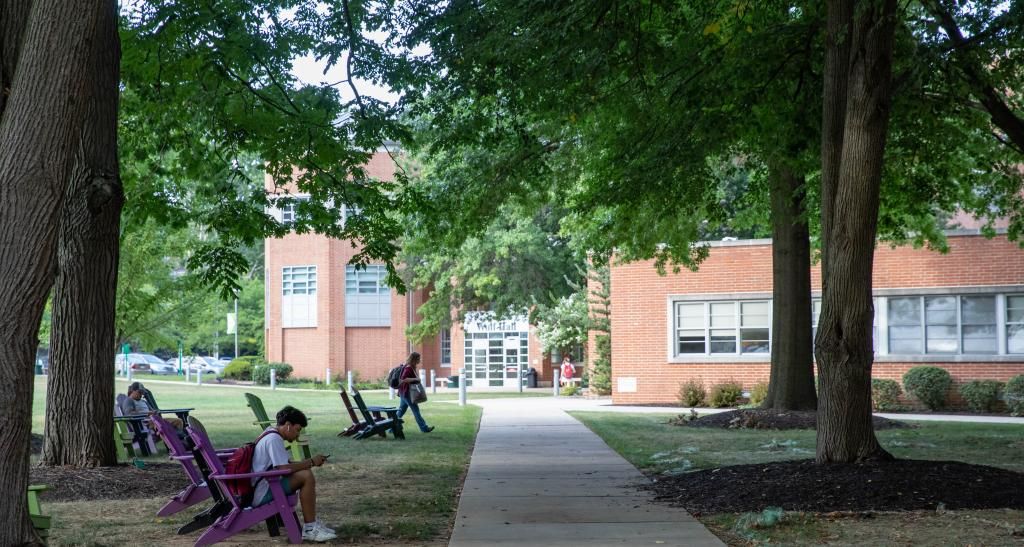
244 392 272 427
186 416 237 508
339 390 360 424
150 414 204 485
142 387 159 411
349 388 378 425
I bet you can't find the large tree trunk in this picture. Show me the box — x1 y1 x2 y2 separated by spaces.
815 0 898 463
0 1 112 542
763 165 815 411
43 0 122 468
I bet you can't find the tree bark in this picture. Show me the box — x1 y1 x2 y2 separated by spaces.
763 165 816 411
815 0 898 463
0 1 111 542
43 0 122 468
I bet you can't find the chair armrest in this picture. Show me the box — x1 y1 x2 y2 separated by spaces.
155 408 195 413
212 468 291 480
28 485 49 493
171 454 196 461
366 405 399 412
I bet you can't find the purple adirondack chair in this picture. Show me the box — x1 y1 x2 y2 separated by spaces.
149 414 235 518
186 417 303 546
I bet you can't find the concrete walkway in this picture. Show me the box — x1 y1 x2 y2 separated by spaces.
448 398 724 546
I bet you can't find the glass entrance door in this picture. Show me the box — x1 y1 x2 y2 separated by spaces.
464 331 528 387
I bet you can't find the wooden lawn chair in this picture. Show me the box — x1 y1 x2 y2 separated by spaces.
114 394 157 456
244 392 311 460
350 387 404 440
142 387 194 422
149 414 236 523
186 416 302 545
28 485 51 541
337 390 368 437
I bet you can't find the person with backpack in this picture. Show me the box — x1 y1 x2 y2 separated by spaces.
250 406 336 542
396 352 434 433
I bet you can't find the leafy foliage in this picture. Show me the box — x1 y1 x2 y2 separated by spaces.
223 356 264 381
903 367 953 410
253 362 294 385
678 379 706 408
588 264 612 396
871 379 904 412
709 381 744 408
958 380 1004 413
1006 375 1024 416
748 382 769 407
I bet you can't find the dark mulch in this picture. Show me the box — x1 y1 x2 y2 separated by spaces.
672 409 908 430
29 462 187 502
645 459 1024 515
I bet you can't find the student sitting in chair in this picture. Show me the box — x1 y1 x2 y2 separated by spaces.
252 405 335 542
123 382 183 430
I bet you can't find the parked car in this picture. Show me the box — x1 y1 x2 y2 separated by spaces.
143 353 176 375
115 353 166 374
181 355 225 375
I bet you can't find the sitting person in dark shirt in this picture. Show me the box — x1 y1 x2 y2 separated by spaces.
123 382 183 430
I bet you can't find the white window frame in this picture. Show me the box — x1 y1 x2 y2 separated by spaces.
440 329 452 368
281 265 317 328
344 264 391 326
671 299 771 358
1006 294 1024 354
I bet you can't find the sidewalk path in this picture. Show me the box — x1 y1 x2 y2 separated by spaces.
448 398 724 546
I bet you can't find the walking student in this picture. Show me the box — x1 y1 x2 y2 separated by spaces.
397 351 434 433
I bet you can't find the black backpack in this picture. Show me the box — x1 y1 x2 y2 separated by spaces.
386 364 405 389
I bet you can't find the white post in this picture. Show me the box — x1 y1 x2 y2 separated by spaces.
458 369 467 406
553 369 560 397
389 386 395 400
430 370 437 394
197 366 202 386
347 370 353 392
126 363 132 382
418 369 426 389
270 368 277 390
325 367 331 386
233 297 239 360
185 363 190 383
517 361 523 393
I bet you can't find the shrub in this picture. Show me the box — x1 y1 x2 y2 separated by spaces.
252 362 294 385
708 381 744 408
223 356 264 380
959 380 1004 413
902 366 952 410
1006 375 1024 416
678 379 706 407
871 379 903 411
560 384 581 396
749 382 769 406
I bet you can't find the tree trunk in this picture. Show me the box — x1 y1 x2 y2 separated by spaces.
763 165 815 411
43 0 122 468
815 0 898 463
0 1 112 542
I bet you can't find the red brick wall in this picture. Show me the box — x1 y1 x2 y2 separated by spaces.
606 234 1024 405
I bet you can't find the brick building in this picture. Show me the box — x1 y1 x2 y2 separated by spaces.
598 231 1024 405
264 151 553 386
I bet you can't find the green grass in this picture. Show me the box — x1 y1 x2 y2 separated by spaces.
571 411 1024 546
32 376 481 545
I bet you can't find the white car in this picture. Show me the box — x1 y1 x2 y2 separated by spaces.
181 355 225 375
142 353 176 375
116 353 175 375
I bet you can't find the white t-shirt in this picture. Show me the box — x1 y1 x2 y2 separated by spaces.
251 427 290 503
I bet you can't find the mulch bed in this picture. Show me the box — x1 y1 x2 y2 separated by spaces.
29 462 187 502
671 409 908 430
645 459 1024 515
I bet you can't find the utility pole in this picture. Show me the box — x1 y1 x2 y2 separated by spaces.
234 296 239 359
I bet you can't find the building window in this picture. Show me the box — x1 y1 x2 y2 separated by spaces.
275 196 309 226
1007 295 1024 353
673 300 771 356
440 329 452 367
812 298 879 351
888 295 997 355
345 265 390 326
282 266 317 328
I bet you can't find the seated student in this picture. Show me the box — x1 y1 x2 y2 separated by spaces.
252 405 335 542
123 382 183 430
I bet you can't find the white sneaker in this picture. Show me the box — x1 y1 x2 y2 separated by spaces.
302 522 337 542
315 519 336 534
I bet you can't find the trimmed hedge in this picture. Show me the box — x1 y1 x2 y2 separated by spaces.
678 379 706 407
871 378 903 411
1004 375 1024 416
902 366 952 410
253 362 294 385
223 356 264 380
959 380 1004 413
748 382 769 406
708 381 743 408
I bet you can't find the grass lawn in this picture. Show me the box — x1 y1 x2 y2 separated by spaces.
571 411 1024 546
32 376 482 546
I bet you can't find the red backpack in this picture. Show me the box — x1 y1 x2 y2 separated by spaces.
223 429 280 502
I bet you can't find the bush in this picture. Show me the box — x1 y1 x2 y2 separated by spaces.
223 356 264 380
749 382 769 406
871 378 903 411
252 362 294 385
708 381 744 408
959 380 1004 413
902 366 952 410
678 379 706 407
560 384 581 396
1006 375 1024 416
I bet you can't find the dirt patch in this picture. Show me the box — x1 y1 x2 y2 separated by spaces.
646 459 1024 515
29 462 187 502
670 409 908 430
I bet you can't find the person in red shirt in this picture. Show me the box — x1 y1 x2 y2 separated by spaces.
559 356 576 386
397 351 434 433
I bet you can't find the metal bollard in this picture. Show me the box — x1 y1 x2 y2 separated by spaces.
517 363 523 393
127 364 132 383
270 368 277 390
430 370 437 394
197 367 202 386
389 386 395 400
458 369 467 406
553 369 560 397
347 370 353 392
418 369 426 390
